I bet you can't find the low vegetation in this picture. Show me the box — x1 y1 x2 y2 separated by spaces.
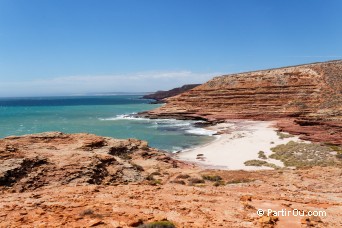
244 160 280 169
258 151 267 159
176 174 190 179
324 143 342 159
148 179 162 186
202 175 222 182
146 173 162 185
188 177 205 186
226 179 254 184
171 179 186 185
276 131 294 139
270 141 341 167
201 175 225 186
150 171 162 176
213 180 226 187
138 221 176 228
327 145 342 153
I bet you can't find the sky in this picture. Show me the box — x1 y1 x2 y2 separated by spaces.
0 0 341 97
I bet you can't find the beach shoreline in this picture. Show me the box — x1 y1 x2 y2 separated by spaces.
175 119 303 170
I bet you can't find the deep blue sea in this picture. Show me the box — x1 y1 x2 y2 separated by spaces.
0 95 215 152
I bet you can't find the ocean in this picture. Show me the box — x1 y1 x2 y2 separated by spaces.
0 95 215 152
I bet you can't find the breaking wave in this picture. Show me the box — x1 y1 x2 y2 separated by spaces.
99 113 217 136
185 128 217 136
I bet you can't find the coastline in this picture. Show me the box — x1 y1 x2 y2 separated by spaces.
175 120 304 170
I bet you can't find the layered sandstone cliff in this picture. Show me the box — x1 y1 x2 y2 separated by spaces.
144 60 342 145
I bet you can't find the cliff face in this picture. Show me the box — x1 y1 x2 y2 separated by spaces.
142 84 200 103
145 60 342 144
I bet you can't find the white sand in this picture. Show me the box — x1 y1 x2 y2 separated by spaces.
177 120 303 170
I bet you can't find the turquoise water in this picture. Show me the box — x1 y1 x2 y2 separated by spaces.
0 95 215 151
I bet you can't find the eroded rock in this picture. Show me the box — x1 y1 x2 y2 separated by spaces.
0 132 171 191
143 60 342 145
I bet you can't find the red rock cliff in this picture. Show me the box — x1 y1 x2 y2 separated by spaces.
145 60 342 144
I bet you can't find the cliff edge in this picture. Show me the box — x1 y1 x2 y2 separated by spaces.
142 84 200 103
144 60 342 145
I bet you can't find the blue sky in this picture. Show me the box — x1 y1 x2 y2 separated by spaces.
0 0 341 97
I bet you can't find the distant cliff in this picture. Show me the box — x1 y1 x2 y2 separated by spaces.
142 84 200 103
143 60 342 145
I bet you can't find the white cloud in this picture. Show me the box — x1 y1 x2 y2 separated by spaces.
0 71 221 97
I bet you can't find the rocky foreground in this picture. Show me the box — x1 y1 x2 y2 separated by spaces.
143 60 342 145
0 132 341 227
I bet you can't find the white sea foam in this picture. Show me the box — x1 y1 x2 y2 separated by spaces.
99 114 193 126
99 113 216 137
98 113 144 121
186 128 217 136
159 122 192 127
171 146 184 153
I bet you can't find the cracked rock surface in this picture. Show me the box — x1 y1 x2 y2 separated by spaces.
0 132 341 227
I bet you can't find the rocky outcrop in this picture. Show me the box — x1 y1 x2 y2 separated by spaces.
0 132 179 192
1 133 342 227
142 84 201 103
143 60 342 145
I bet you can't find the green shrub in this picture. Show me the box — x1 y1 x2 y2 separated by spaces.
270 141 340 167
244 159 280 169
188 177 205 185
146 174 155 181
213 180 225 187
138 221 176 228
258 151 267 159
202 175 222 182
176 174 190 179
244 159 268 166
171 180 186 185
226 179 253 184
276 131 294 139
149 179 162 186
328 145 342 153
150 171 162 176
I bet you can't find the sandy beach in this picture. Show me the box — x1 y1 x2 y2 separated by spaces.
177 120 303 170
